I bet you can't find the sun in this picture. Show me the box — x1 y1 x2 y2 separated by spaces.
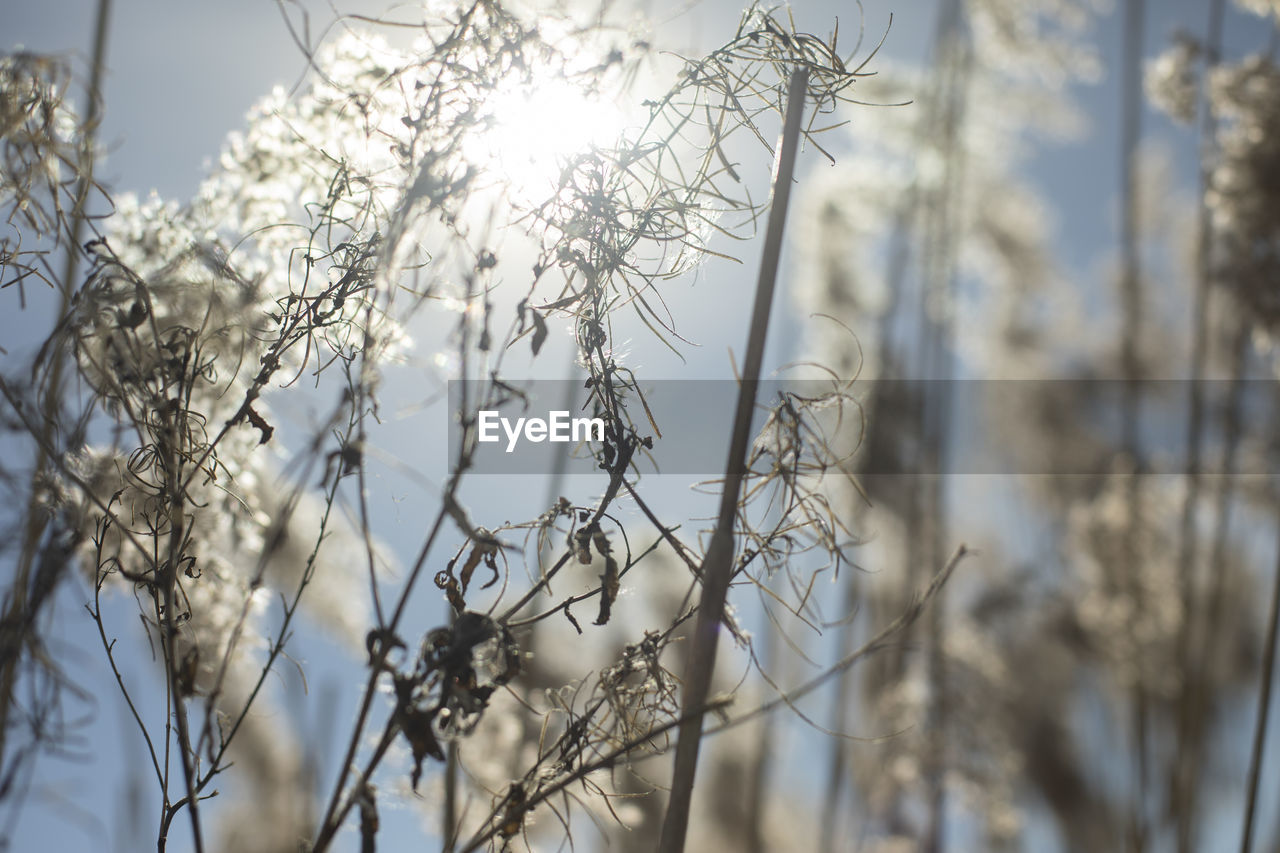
469 71 630 204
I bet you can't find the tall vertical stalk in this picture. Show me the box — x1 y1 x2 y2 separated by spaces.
1172 4 1226 850
0 0 111 802
1117 1 1149 847
917 5 970 849
657 67 808 853
1181 323 1249 844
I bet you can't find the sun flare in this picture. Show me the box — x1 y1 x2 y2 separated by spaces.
470 72 630 203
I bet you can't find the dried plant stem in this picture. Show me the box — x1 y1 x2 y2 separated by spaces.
1172 4 1225 849
89 576 163 787
819 564 859 853
443 738 459 852
1240 513 1280 853
919 8 971 848
712 546 969 734
657 66 808 853
1117 1 1150 848
310 488 457 851
61 0 111 288
196 422 348 782
458 541 963 853
459 696 734 853
156 387 206 853
160 574 206 853
0 0 111 777
1182 323 1248 841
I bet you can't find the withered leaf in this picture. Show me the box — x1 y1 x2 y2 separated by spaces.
595 554 619 626
400 706 445 790
119 300 147 328
459 545 484 594
245 404 274 445
591 528 611 558
443 576 466 613
499 784 527 839
358 782 379 853
572 523 597 565
459 537 499 595
530 308 548 356
481 548 500 590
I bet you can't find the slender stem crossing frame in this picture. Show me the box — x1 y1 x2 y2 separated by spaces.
657 66 809 853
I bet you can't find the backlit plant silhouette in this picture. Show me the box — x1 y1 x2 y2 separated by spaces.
6 1 1280 851
0 3 955 852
